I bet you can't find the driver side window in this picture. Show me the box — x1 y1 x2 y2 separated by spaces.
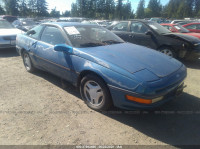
41 26 66 45
185 24 197 29
112 22 128 31
26 25 44 39
163 25 172 30
131 22 148 34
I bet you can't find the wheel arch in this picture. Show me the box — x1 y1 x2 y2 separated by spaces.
157 45 176 51
19 48 27 56
77 69 114 109
77 70 108 89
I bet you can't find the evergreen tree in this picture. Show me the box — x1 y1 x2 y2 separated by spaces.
35 0 48 16
136 0 145 19
167 0 180 18
2 0 19 16
50 7 60 18
147 0 162 17
144 8 153 18
194 0 200 15
0 4 5 15
27 0 37 16
116 0 123 19
184 0 194 18
122 1 132 20
62 10 70 17
18 0 29 16
105 0 115 19
71 2 78 17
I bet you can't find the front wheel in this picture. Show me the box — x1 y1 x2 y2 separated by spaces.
159 47 176 58
22 51 35 73
80 74 112 111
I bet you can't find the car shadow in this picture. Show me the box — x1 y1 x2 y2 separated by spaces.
32 70 200 146
32 70 81 99
0 48 19 58
103 93 200 146
182 59 200 69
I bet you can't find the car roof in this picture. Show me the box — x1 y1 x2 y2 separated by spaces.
42 22 98 28
183 22 200 26
129 19 150 23
161 23 178 26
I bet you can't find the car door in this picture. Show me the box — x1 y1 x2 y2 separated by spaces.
33 25 72 81
25 25 45 68
110 22 134 42
184 24 198 33
196 24 200 33
129 22 156 49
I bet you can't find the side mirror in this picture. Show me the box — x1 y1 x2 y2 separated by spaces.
145 30 153 36
170 28 176 32
27 30 36 35
54 44 73 54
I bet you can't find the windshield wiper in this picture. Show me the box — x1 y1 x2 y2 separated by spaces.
102 40 124 44
80 42 106 47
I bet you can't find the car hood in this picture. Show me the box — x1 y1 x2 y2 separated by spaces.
164 33 200 44
184 33 200 39
0 28 23 36
76 43 183 78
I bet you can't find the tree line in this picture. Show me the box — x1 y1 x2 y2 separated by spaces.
71 0 134 20
136 0 200 19
0 0 70 17
0 0 200 19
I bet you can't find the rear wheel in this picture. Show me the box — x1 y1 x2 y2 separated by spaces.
80 74 112 111
22 51 35 73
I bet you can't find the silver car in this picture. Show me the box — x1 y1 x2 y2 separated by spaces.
0 19 23 49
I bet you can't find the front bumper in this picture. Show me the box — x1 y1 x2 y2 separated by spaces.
108 64 187 110
108 82 185 110
0 36 16 50
185 50 200 60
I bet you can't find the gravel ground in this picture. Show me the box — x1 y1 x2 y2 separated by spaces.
0 49 200 146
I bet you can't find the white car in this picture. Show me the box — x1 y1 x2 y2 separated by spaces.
0 19 23 50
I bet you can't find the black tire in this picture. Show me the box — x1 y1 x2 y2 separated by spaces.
22 51 35 73
158 47 177 58
80 74 113 111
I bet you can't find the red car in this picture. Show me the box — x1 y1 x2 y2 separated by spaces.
161 23 200 39
182 23 200 33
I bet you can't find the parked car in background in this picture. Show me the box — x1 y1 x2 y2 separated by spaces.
16 22 187 110
82 20 109 27
0 15 18 23
81 20 99 25
57 17 87 23
171 20 196 25
150 18 169 24
107 20 200 61
0 19 23 50
183 23 200 33
12 19 37 32
161 23 200 39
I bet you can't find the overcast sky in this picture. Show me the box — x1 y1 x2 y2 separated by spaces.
47 0 169 13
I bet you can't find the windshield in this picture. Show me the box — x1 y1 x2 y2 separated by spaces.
64 26 124 48
21 20 36 26
174 25 190 33
0 20 14 29
148 22 171 34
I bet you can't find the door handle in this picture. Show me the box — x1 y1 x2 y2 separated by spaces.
129 34 134 38
28 41 37 52
31 41 37 48
32 42 37 46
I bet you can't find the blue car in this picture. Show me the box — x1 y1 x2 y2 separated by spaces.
16 22 187 111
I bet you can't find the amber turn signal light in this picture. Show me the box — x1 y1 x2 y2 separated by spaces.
126 95 152 104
